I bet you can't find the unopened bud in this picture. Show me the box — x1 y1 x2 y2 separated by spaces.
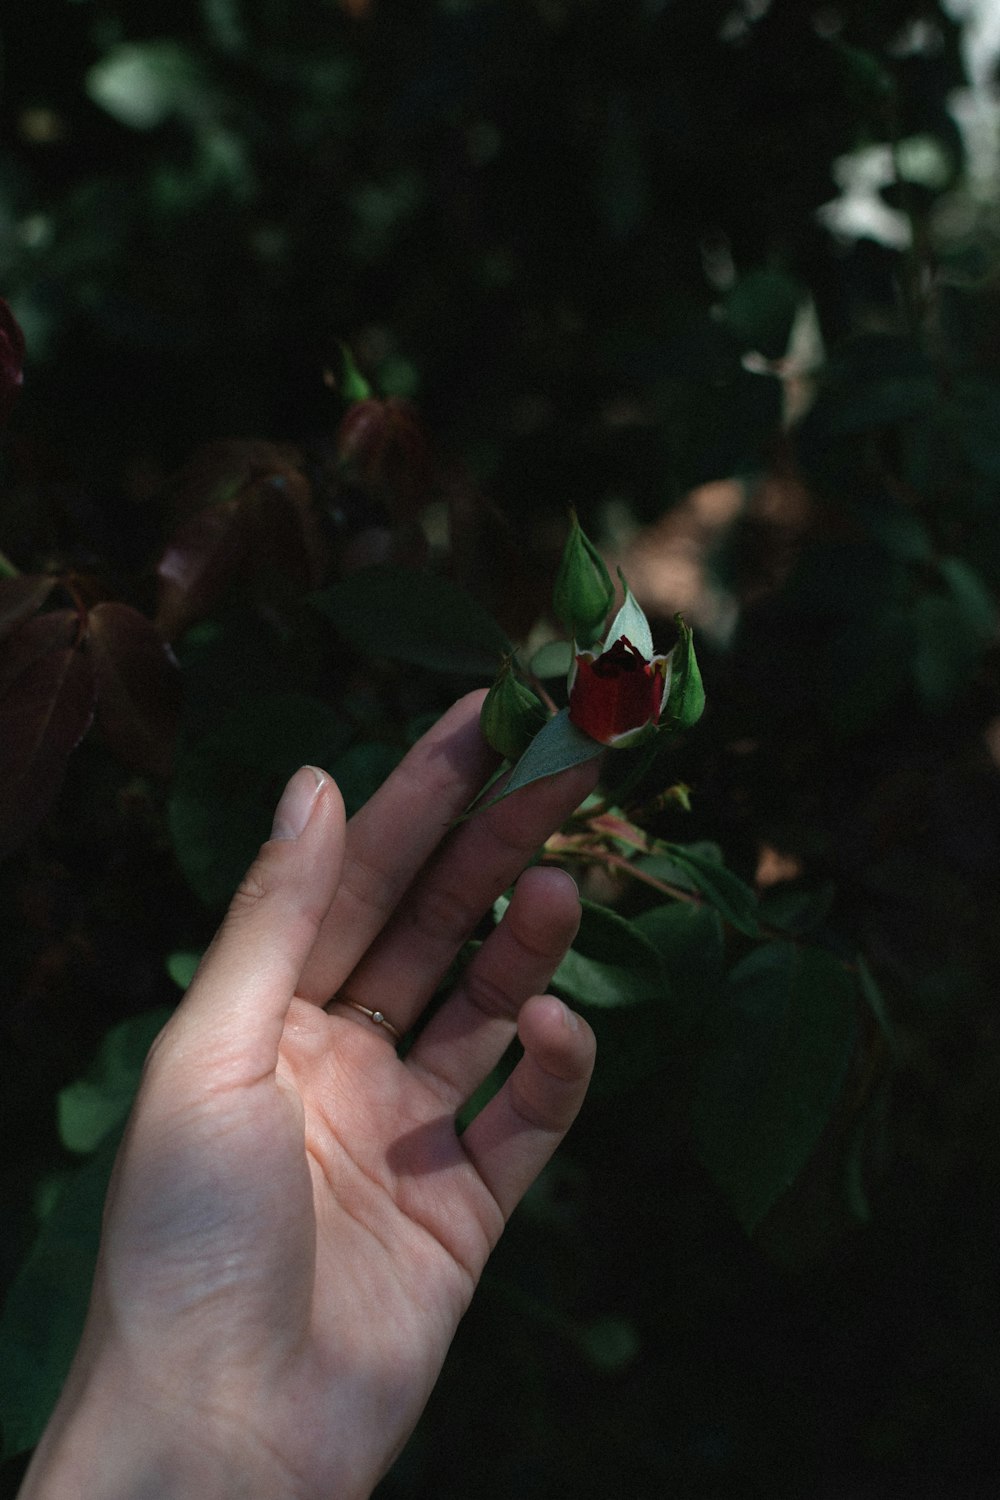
553 510 614 646
480 657 548 761
335 397 432 519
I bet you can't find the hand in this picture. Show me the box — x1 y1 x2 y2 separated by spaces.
21 692 597 1500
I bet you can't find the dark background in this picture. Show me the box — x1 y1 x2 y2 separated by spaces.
4 2 1000 1494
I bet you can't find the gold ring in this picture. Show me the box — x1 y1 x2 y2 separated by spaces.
333 998 402 1043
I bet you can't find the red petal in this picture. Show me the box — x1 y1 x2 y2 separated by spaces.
568 638 664 744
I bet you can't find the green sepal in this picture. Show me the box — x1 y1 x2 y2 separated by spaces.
479 657 548 762
553 510 614 647
604 570 654 659
337 340 372 403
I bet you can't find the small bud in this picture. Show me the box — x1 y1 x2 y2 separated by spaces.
553 510 614 646
480 657 548 761
663 614 705 730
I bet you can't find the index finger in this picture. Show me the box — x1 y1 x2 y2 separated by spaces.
296 692 599 1015
296 692 495 1004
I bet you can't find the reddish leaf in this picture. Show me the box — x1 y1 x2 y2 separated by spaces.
162 440 304 522
241 470 327 591
0 609 77 696
88 603 181 777
0 297 26 427
155 443 323 639
0 575 56 641
155 496 246 640
0 611 96 858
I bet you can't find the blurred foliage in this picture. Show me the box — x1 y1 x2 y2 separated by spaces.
5 0 1000 1495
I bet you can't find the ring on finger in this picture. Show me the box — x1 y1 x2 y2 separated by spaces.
327 995 402 1044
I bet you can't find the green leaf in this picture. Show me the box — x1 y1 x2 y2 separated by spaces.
911 556 998 709
528 639 573 680
311 566 511 677
604 571 653 659
663 615 705 730
758 881 835 936
329 741 404 817
856 955 894 1047
483 708 603 807
169 692 353 906
57 1009 171 1156
642 842 760 937
551 899 668 1008
633 902 726 1040
691 943 858 1233
0 1129 123 1458
723 267 803 361
166 950 202 991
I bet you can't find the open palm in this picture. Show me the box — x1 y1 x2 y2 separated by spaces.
32 694 597 1500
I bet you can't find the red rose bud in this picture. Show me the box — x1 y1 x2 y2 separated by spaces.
553 509 614 646
335 397 432 519
0 298 26 428
569 635 670 747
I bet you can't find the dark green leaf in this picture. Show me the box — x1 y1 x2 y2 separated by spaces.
329 741 404 817
645 842 760 937
551 899 668 1008
633 902 726 1040
758 881 835 936
723 267 803 361
0 1129 120 1458
691 943 858 1233
856 955 894 1047
166 950 202 991
311 565 510 677
911 557 997 709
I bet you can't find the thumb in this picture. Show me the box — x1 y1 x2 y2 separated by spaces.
168 766 347 1073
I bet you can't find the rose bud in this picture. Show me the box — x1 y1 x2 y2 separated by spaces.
0 298 26 428
553 509 615 646
568 635 672 748
480 656 548 761
335 397 432 519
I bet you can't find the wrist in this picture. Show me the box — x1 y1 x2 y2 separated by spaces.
18 1344 304 1500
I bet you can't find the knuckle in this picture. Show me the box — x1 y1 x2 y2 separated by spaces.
463 969 518 1022
407 880 475 946
229 862 271 919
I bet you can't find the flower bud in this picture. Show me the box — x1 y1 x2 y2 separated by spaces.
568 635 671 748
480 657 548 761
553 510 614 646
335 397 432 519
0 298 26 429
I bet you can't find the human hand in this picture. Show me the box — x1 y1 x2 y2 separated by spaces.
20 692 597 1500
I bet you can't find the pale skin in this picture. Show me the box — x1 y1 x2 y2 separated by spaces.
20 691 598 1500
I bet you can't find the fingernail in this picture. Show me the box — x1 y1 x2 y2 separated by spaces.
271 766 325 841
